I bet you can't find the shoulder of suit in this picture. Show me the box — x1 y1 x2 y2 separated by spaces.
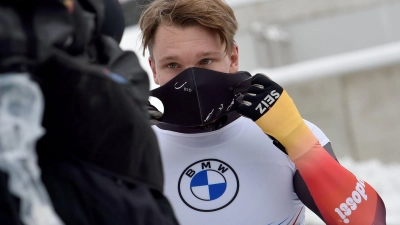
303 119 330 146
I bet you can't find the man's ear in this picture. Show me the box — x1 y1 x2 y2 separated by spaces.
149 57 159 85
229 44 239 73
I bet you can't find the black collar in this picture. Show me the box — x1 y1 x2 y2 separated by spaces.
155 112 241 134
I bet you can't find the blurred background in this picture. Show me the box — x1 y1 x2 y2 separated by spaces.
118 0 400 224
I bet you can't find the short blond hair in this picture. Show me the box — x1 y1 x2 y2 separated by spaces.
139 0 238 56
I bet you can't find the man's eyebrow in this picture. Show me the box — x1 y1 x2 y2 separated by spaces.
158 51 222 63
196 51 222 58
158 55 180 63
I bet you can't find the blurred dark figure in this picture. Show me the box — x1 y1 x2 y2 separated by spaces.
0 0 178 224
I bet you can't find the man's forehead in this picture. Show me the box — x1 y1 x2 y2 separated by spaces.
151 24 227 59
153 24 220 43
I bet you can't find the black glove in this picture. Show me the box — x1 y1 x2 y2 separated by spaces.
237 74 317 159
237 74 283 122
147 101 163 125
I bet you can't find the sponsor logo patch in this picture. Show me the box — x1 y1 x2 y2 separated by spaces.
255 89 280 114
334 177 368 224
178 159 239 212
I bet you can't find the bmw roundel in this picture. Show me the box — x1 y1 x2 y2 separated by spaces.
178 159 239 212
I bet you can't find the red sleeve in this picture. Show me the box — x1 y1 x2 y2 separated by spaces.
293 143 386 225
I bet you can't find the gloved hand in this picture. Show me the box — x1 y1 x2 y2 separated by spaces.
237 74 318 160
147 101 163 125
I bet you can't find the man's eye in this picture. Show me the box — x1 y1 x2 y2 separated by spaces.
167 63 178 69
201 59 212 65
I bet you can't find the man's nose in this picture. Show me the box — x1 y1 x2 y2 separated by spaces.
183 65 195 70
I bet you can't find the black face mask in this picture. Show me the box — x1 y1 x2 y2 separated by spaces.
150 67 252 127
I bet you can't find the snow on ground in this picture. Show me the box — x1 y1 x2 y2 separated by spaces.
305 157 400 225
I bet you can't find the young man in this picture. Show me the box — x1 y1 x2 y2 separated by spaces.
139 0 386 224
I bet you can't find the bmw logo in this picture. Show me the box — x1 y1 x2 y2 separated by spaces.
178 159 239 212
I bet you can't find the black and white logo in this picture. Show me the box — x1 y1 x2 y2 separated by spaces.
178 159 239 212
